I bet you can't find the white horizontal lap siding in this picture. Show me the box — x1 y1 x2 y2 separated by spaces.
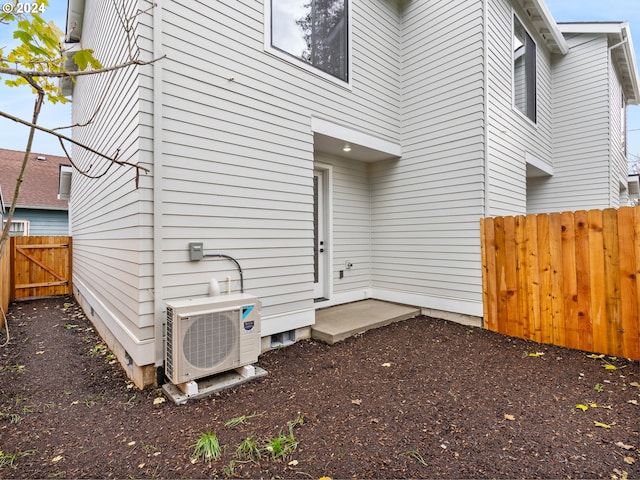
70 0 153 345
162 1 401 138
487 0 553 217
352 1 402 112
158 0 402 322
315 153 371 293
528 34 611 213
609 60 626 207
368 0 484 307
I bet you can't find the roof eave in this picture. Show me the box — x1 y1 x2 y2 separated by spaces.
559 22 640 105
520 0 569 55
66 0 85 43
621 23 640 105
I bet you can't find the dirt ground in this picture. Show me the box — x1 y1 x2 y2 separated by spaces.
0 295 639 479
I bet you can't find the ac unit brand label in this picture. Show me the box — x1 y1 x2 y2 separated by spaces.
241 305 254 320
243 320 255 333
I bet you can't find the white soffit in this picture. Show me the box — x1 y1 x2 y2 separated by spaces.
519 0 569 54
58 164 73 200
628 176 640 196
311 117 402 162
526 152 553 178
66 0 85 42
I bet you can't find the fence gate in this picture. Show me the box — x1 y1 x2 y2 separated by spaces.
12 236 72 300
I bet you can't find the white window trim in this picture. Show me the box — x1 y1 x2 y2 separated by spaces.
264 0 353 89
512 10 538 126
2 218 30 236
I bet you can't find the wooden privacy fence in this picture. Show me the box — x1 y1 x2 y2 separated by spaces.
11 236 72 300
481 206 640 361
0 244 9 327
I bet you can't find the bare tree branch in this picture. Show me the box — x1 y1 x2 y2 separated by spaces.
52 70 119 132
0 56 164 79
0 78 45 260
0 108 150 174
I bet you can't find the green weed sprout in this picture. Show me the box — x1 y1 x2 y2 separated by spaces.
191 431 222 462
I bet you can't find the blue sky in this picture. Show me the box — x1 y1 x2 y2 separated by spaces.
0 0 639 163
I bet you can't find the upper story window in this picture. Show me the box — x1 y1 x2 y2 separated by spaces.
270 0 349 82
622 91 627 155
513 14 537 123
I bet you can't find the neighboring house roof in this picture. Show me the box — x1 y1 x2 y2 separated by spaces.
559 22 640 105
0 148 70 211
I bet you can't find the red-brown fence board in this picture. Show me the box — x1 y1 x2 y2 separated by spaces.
481 207 640 360
11 236 72 300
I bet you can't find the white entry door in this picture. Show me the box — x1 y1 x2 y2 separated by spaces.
313 169 327 300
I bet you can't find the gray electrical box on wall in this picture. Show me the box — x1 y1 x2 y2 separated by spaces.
188 242 204 261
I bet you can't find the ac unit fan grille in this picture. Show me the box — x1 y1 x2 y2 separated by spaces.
183 310 238 369
166 306 174 380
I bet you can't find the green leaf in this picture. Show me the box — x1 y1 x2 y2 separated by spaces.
604 364 617 370
73 49 102 71
27 43 50 57
575 404 588 412
13 30 33 44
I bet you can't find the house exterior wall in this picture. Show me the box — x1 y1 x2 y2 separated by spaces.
156 0 402 340
314 153 372 296
486 0 554 217
69 0 156 370
527 33 612 213
609 56 628 207
4 209 69 236
366 0 485 315
68 0 638 386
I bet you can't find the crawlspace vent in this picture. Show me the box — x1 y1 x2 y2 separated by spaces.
182 310 238 369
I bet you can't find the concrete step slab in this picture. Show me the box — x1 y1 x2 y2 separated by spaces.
311 299 420 344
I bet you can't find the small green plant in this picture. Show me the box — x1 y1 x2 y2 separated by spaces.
9 364 26 374
264 433 297 460
236 435 261 462
0 449 35 468
404 450 429 467
63 323 78 329
594 383 605 392
89 343 108 356
140 441 158 454
263 415 303 460
224 412 264 427
191 431 222 462
222 460 239 478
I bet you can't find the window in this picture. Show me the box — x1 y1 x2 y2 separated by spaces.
513 15 536 122
2 219 29 236
270 0 348 82
622 91 627 155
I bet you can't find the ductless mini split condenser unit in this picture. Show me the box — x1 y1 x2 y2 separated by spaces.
164 294 261 385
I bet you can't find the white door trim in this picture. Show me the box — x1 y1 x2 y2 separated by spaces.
313 164 333 300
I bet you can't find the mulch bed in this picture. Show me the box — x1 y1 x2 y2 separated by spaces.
0 295 638 479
